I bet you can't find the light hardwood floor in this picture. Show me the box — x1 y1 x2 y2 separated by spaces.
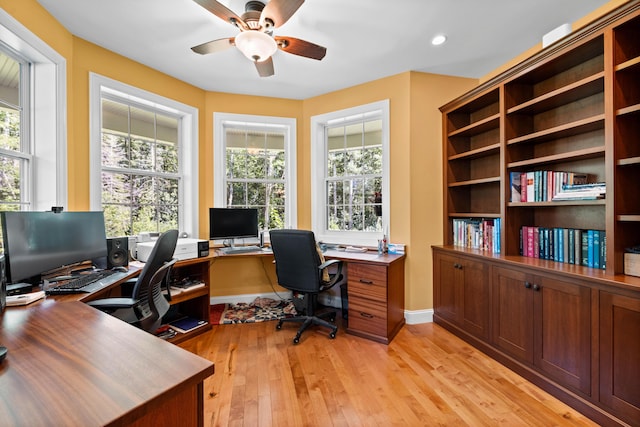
178 319 597 426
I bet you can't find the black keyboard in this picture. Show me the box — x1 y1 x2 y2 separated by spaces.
46 270 118 295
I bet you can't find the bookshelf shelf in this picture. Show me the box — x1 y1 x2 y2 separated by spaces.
437 5 640 426
506 72 604 115
507 146 605 168
448 143 500 161
164 256 213 344
508 199 605 207
506 114 605 146
616 103 640 116
448 176 500 187
617 215 640 222
614 55 640 72
448 212 500 218
617 156 640 166
448 113 500 138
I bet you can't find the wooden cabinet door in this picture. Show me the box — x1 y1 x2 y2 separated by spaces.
434 252 463 326
461 257 489 339
534 275 592 395
491 266 534 363
434 251 489 338
600 291 640 425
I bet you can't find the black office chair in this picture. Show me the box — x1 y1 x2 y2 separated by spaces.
88 229 179 333
269 229 344 344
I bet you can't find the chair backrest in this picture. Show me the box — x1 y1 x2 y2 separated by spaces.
138 258 177 332
133 229 179 303
269 229 322 293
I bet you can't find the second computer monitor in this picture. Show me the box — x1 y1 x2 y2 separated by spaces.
209 207 258 246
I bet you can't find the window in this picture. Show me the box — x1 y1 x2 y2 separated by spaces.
311 100 389 246
0 9 67 213
0 49 27 211
214 113 296 232
90 74 198 238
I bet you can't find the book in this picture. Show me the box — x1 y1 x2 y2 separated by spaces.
169 317 208 333
581 231 589 266
526 172 535 202
593 230 601 269
600 232 606 270
6 290 45 306
587 230 595 267
568 229 575 264
510 172 521 202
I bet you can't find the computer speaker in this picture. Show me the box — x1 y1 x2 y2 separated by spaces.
106 237 129 269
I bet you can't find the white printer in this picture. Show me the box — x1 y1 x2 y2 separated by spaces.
136 238 209 262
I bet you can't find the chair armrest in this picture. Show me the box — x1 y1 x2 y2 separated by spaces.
87 297 137 310
319 259 342 270
319 259 344 290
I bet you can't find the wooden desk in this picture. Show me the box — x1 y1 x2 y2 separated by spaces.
215 247 406 344
323 250 405 344
38 259 214 344
0 301 214 426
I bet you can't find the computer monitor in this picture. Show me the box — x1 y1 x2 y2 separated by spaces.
0 211 108 285
209 207 259 247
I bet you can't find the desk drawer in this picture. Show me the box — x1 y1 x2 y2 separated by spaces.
348 297 387 336
348 263 387 302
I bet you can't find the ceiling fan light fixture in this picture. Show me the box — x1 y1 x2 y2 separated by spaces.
431 34 447 46
235 30 277 62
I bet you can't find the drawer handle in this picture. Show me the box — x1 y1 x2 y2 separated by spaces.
359 279 374 284
359 312 374 319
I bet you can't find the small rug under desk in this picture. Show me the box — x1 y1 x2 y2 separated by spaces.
209 297 296 325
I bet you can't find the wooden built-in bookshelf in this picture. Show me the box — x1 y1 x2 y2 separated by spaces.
435 3 640 427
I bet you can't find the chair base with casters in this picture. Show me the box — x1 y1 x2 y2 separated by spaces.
276 293 338 344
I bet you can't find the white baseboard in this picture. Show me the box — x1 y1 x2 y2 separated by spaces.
404 308 433 325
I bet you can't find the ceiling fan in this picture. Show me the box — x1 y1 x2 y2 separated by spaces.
191 0 327 77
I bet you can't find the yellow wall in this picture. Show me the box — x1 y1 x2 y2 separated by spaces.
1 0 622 312
301 73 476 310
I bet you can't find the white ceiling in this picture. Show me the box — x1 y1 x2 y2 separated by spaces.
36 0 610 100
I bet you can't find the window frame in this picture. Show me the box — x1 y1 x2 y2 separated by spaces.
213 112 297 231
89 73 199 238
0 8 67 211
311 100 390 247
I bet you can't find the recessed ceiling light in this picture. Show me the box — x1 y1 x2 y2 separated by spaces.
431 34 447 46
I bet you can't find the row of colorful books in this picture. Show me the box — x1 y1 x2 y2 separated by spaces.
452 218 501 254
510 171 590 202
520 226 606 269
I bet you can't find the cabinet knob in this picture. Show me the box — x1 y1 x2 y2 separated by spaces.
524 282 532 289
533 284 541 291
454 263 463 269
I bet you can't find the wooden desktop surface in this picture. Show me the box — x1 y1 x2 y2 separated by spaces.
0 300 214 426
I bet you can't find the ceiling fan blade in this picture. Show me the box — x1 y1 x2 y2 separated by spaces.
275 36 326 60
191 37 235 55
260 0 304 28
255 57 275 77
192 0 248 30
